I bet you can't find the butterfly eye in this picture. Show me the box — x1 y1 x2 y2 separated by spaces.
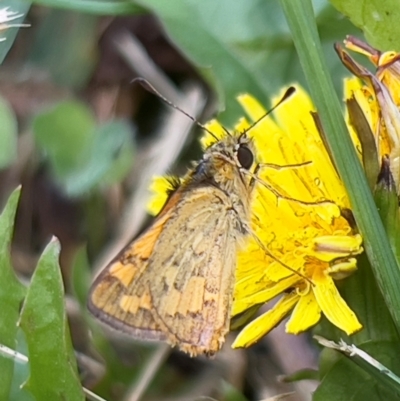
237 145 254 169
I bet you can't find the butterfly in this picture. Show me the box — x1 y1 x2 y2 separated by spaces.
88 82 295 356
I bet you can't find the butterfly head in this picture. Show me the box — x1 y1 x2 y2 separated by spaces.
191 132 255 194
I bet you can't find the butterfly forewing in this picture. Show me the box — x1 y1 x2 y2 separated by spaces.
88 184 241 355
147 185 238 355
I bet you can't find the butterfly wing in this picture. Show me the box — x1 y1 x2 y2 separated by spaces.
88 205 174 341
88 185 241 355
147 185 240 355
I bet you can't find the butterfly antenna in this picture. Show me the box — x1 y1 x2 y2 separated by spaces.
133 77 220 142
244 86 296 133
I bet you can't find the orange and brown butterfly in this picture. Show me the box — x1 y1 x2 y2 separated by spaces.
87 83 295 356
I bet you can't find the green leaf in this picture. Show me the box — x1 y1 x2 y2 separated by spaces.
100 124 136 185
10 330 34 401
221 381 248 401
315 354 382 401
0 96 18 168
315 342 400 400
33 101 134 195
135 0 358 124
0 0 31 64
19 239 84 401
62 120 135 196
70 247 92 308
0 188 26 400
282 368 320 382
33 100 95 177
30 0 144 15
329 0 400 51
28 9 98 89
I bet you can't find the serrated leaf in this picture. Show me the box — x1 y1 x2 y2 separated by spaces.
0 188 26 400
0 0 31 64
329 0 400 51
0 96 18 168
19 239 84 401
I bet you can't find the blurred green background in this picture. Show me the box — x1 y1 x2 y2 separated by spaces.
0 1 367 400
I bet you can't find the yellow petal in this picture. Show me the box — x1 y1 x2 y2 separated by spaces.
376 51 400 106
234 117 250 134
344 36 380 64
237 93 266 120
286 289 321 334
312 234 363 261
327 258 358 280
233 274 301 315
313 270 362 334
147 176 179 216
232 293 298 348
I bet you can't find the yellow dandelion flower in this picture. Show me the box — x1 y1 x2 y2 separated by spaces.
344 36 400 106
147 85 363 350
338 38 400 185
232 87 362 348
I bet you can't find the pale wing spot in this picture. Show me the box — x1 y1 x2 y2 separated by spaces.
164 266 179 288
192 232 209 254
204 288 218 303
91 281 113 308
140 290 152 309
120 291 152 314
192 231 203 251
120 294 140 314
102 297 119 314
164 288 182 316
178 276 206 314
109 263 137 288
